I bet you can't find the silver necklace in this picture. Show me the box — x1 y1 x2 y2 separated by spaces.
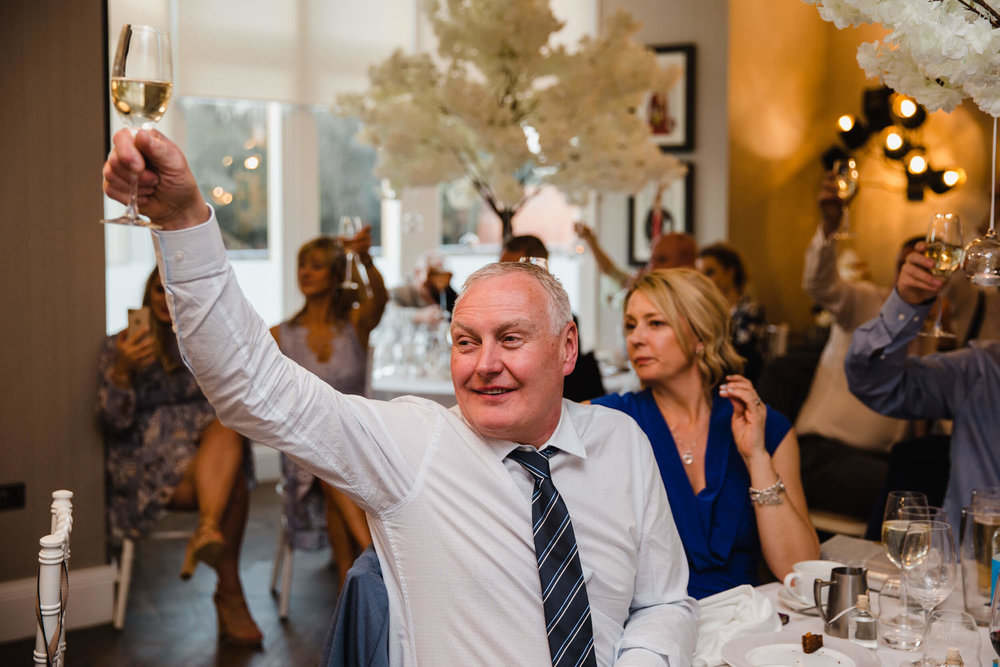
668 422 705 466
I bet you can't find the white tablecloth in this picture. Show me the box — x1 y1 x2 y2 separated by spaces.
755 581 994 666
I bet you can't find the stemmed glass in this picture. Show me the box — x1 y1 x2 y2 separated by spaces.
883 491 929 569
900 520 958 624
337 216 371 296
964 117 1000 286
831 158 860 240
100 24 173 228
919 213 964 340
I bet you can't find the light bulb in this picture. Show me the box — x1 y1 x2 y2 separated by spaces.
838 115 855 132
885 131 904 151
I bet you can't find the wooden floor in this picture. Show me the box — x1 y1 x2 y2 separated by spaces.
0 482 343 667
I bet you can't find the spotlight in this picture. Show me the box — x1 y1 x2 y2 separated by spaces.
891 93 928 129
837 114 872 150
927 167 966 194
905 149 928 176
882 128 909 160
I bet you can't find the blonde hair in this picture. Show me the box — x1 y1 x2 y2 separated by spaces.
289 236 353 327
625 268 744 389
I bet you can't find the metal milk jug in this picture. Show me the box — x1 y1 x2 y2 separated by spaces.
813 565 868 638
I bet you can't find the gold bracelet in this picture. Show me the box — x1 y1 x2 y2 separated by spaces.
749 476 785 506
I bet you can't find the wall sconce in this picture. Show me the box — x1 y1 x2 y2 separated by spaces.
823 85 963 202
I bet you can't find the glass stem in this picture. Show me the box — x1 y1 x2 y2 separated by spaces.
125 174 140 220
933 294 945 333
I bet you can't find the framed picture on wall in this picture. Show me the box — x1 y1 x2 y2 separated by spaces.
639 44 695 152
628 163 694 267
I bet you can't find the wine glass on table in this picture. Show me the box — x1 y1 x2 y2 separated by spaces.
918 213 964 340
831 158 860 240
101 24 173 228
901 521 958 638
883 491 929 569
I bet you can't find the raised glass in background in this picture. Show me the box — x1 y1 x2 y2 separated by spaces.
831 157 860 240
918 213 963 340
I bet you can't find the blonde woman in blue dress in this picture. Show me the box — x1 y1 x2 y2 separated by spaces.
270 229 387 587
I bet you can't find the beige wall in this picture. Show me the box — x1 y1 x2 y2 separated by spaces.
730 0 993 334
0 0 108 578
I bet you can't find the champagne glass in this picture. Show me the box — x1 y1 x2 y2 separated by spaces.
101 24 173 228
919 213 964 340
883 490 930 568
337 216 370 296
831 158 860 240
901 520 958 624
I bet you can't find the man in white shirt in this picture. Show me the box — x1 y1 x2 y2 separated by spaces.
103 128 698 666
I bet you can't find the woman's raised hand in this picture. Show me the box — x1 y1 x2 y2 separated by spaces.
719 374 767 462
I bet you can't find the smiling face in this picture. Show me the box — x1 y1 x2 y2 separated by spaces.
624 290 697 386
450 271 577 446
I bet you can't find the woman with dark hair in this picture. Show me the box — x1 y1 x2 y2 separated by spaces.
696 242 767 382
589 269 818 598
98 267 261 645
270 228 388 587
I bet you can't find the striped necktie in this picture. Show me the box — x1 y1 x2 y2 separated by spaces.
507 446 597 667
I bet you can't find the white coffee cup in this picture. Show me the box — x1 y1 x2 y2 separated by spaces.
782 559 844 605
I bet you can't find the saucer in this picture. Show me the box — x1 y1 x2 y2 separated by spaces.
777 587 820 615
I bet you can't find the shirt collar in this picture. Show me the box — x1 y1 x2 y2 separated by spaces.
492 401 588 461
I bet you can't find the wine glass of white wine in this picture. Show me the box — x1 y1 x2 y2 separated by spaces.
919 213 964 340
831 158 860 240
101 24 173 228
337 216 371 296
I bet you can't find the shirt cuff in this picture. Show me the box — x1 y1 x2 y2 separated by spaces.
152 206 229 283
879 288 932 338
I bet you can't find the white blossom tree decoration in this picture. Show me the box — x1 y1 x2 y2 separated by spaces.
803 0 1000 116
337 0 686 241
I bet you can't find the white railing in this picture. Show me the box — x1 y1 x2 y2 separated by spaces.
33 490 73 667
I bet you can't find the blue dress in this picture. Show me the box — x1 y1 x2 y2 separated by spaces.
592 389 790 599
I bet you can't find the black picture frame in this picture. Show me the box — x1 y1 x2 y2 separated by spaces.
640 44 695 152
628 164 694 267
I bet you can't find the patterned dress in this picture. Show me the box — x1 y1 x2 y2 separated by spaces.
97 334 253 540
276 320 367 550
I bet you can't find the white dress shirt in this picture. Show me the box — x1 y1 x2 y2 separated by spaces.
154 215 698 666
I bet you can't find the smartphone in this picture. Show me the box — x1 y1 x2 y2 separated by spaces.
127 307 151 338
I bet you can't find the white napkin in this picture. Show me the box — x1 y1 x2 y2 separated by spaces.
692 584 782 667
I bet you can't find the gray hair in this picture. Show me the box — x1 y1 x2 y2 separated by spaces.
456 261 573 335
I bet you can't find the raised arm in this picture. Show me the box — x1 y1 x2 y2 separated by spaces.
845 249 964 421
575 223 630 288
347 226 389 348
720 375 820 580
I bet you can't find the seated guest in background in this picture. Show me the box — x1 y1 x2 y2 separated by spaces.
97 267 261 646
590 269 819 599
499 234 549 264
795 169 915 521
270 232 387 588
101 127 699 665
500 235 606 401
696 242 766 383
847 245 1000 531
575 222 697 288
390 248 457 315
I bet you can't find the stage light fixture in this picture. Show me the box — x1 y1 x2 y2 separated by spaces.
891 93 927 129
905 149 928 176
837 114 872 149
882 128 909 159
927 167 965 194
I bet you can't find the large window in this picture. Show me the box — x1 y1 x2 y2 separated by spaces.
178 98 271 255
315 110 382 244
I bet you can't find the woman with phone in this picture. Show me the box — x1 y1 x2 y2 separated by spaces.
97 267 261 646
271 229 387 588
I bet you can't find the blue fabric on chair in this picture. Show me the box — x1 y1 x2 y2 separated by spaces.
319 545 389 667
